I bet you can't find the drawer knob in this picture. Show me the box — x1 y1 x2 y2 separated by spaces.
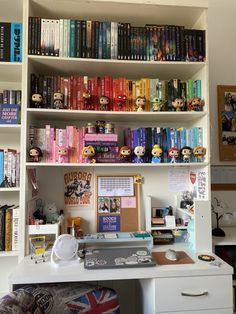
181 291 208 297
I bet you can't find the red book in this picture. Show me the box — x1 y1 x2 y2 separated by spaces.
76 76 82 110
91 77 99 111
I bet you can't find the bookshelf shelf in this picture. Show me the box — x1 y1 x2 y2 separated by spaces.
0 125 21 134
0 251 19 257
0 188 20 192
28 55 206 80
25 162 209 168
27 108 207 123
150 225 188 231
0 62 22 82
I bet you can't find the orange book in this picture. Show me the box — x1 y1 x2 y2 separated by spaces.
5 207 12 251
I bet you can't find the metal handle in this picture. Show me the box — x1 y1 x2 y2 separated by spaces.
181 291 208 297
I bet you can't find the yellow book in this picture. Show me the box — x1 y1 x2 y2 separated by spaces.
5 208 12 251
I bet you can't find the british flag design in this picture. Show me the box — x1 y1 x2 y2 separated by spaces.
67 287 120 314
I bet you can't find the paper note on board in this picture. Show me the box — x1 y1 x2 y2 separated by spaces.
98 177 134 196
121 197 136 208
168 168 189 192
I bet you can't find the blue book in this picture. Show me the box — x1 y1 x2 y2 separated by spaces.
69 20 76 57
179 128 186 148
10 22 22 62
0 104 19 124
0 150 4 186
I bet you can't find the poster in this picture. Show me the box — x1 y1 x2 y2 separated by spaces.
98 215 120 232
64 170 93 206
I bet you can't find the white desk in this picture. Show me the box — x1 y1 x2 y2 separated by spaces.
9 247 233 314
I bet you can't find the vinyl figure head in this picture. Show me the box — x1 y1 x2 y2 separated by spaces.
32 93 43 108
82 145 96 163
53 92 64 109
99 96 110 111
29 147 43 162
135 96 146 111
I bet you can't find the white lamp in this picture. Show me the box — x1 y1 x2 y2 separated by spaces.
51 234 80 266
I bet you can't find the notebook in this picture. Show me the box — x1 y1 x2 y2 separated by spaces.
84 247 156 269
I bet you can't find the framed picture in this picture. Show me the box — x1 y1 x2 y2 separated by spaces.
218 85 236 161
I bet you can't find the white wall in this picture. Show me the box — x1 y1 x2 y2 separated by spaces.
208 0 236 226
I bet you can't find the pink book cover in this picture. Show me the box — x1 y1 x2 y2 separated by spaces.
72 126 78 163
49 127 55 163
66 125 73 163
78 126 85 163
76 76 81 110
45 125 51 163
84 133 118 141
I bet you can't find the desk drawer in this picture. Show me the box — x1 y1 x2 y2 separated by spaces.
155 275 232 313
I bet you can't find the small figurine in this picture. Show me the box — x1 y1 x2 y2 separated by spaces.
151 96 164 112
29 147 43 162
187 97 204 111
133 146 145 163
151 144 162 163
180 146 192 163
83 90 94 110
44 202 59 224
99 95 110 111
116 94 127 110
119 145 131 162
135 96 146 112
193 145 206 162
168 147 179 163
82 145 96 163
31 93 43 108
53 92 64 109
172 98 185 111
56 146 68 163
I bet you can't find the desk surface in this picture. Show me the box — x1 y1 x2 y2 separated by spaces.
9 247 233 287
213 227 236 246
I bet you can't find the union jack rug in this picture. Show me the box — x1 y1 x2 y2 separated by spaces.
67 287 120 314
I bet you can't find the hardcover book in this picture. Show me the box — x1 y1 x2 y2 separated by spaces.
0 104 19 124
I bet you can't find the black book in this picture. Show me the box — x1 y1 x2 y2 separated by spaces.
81 20 86 58
28 17 32 54
75 20 81 58
0 23 11 62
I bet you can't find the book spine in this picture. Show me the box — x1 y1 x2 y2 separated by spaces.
59 19 64 57
54 19 60 57
16 152 20 187
84 133 118 141
0 150 3 186
69 20 75 57
12 207 20 251
28 17 32 54
0 23 11 61
0 209 5 250
45 124 51 162
81 20 86 58
86 20 92 58
41 19 46 55
5 208 12 251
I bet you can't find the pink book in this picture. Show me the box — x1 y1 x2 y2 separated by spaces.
50 127 55 163
78 126 85 163
84 133 118 141
45 125 51 163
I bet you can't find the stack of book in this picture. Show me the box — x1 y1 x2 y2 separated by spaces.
0 149 20 187
28 17 205 62
0 22 22 62
0 205 20 252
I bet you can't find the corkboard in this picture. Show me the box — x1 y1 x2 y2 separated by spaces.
96 174 141 232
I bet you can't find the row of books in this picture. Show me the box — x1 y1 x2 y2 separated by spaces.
28 124 203 164
124 126 203 163
0 149 20 187
28 17 206 62
30 73 202 111
0 90 21 105
0 22 22 62
0 205 19 251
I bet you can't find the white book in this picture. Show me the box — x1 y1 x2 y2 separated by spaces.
59 19 64 57
63 19 68 58
54 19 60 57
110 22 115 59
49 19 55 56
41 19 46 55
12 206 20 251
45 19 51 56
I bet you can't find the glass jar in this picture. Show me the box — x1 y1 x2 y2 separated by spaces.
105 122 114 134
96 120 105 133
86 122 96 134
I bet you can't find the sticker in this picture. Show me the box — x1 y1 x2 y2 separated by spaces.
198 254 215 262
121 197 136 208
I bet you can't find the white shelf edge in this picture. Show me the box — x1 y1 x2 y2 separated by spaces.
28 55 207 66
0 62 22 66
0 187 20 192
0 251 19 257
25 162 209 167
151 225 188 230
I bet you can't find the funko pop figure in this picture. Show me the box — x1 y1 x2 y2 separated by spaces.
151 144 162 163
99 95 110 111
82 145 96 163
119 145 131 162
116 94 127 109
151 96 164 112
31 93 43 108
193 145 206 162
180 146 192 163
53 92 64 109
187 97 204 111
168 147 179 163
29 147 43 162
135 96 146 112
172 98 185 111
56 146 68 163
83 90 94 110
133 146 145 163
